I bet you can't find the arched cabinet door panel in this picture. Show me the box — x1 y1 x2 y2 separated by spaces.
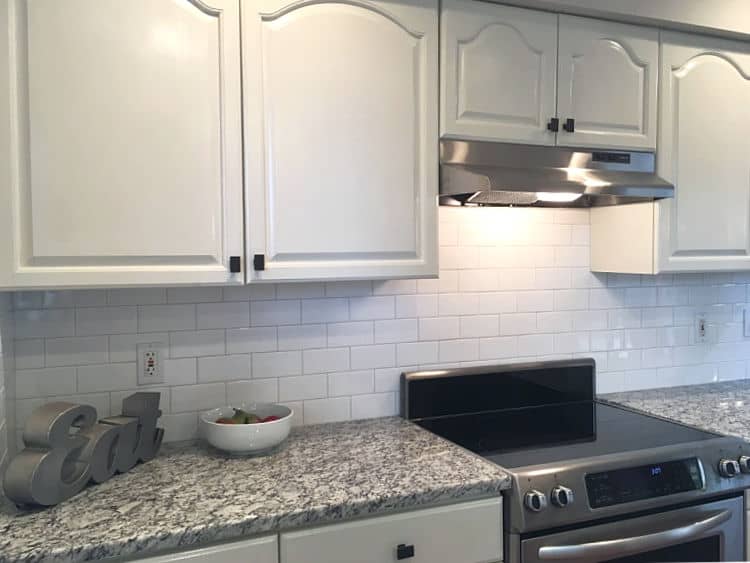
0 0 244 288
656 32 750 272
556 15 658 151
440 0 557 145
243 0 438 281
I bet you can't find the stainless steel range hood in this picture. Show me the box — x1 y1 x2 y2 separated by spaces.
440 140 674 207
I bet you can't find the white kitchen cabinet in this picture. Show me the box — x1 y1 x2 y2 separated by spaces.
136 535 277 563
556 16 658 150
242 0 439 282
440 0 558 145
591 32 750 274
0 0 244 289
280 497 502 563
441 4 658 152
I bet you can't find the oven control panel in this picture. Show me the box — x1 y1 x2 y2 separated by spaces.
585 457 704 509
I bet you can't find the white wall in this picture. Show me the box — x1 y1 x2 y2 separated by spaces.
0 293 14 480
509 0 750 38
8 206 750 445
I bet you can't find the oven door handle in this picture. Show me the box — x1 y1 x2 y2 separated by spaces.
537 509 731 561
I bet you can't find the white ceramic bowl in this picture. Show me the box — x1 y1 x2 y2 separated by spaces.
200 403 293 455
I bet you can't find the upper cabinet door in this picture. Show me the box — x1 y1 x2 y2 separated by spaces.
0 0 244 288
556 16 658 150
656 32 750 272
243 0 438 281
440 0 557 145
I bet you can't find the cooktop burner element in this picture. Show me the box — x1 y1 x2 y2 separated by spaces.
401 359 750 536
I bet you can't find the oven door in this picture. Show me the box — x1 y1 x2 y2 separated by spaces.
520 496 743 563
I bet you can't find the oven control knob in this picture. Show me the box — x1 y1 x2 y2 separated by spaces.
524 490 548 512
739 456 750 474
718 459 741 477
550 486 574 508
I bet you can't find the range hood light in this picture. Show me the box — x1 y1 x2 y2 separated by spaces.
536 192 583 203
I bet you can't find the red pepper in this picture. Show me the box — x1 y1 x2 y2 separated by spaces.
260 415 280 423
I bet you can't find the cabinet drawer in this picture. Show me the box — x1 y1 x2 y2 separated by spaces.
280 498 502 563
136 535 277 563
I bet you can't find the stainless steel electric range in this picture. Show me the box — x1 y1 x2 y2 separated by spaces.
402 359 750 563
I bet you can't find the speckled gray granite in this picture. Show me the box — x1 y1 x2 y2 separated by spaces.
603 380 750 441
0 417 510 563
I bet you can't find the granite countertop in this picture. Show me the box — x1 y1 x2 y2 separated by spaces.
0 417 511 563
603 380 750 441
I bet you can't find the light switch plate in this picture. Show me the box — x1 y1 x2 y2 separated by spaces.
137 342 165 385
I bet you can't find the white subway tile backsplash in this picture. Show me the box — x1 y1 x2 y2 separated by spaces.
302 298 348 324
439 339 479 362
328 370 374 397
108 288 167 306
251 300 300 326
279 374 327 401
15 309 75 338
171 383 227 413
397 341 438 366
326 281 373 297
109 332 169 363
197 302 249 329
350 296 395 321
170 329 225 358
138 304 195 332
303 348 349 374
226 327 277 354
419 317 459 341
303 397 351 425
16 367 77 399
10 207 750 440
15 339 44 370
351 393 396 419
77 363 137 392
460 315 499 338
76 307 137 335
167 287 223 304
396 294 438 318
351 344 396 369
276 283 325 300
268 324 323 351
46 336 108 367
198 354 250 382
226 379 278 404
252 351 302 378
374 319 418 344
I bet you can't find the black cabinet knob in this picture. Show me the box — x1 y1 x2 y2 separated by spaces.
563 118 575 132
547 117 559 132
396 544 415 560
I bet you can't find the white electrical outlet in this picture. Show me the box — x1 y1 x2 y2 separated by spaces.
695 313 708 344
137 342 165 385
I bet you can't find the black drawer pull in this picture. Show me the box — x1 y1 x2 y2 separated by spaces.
396 544 415 560
547 117 559 132
563 118 575 132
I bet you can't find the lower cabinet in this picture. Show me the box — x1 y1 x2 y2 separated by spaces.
280 498 502 563
136 535 278 563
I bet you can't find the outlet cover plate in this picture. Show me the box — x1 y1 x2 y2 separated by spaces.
137 342 165 385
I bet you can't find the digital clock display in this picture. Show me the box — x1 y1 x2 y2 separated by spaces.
586 458 703 509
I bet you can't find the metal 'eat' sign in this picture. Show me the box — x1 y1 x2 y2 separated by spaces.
3 392 163 507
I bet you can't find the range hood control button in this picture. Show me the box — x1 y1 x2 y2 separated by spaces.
739 456 750 474
718 459 740 477
551 486 574 508
524 490 548 512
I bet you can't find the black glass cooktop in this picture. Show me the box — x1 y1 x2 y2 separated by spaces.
415 400 720 469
